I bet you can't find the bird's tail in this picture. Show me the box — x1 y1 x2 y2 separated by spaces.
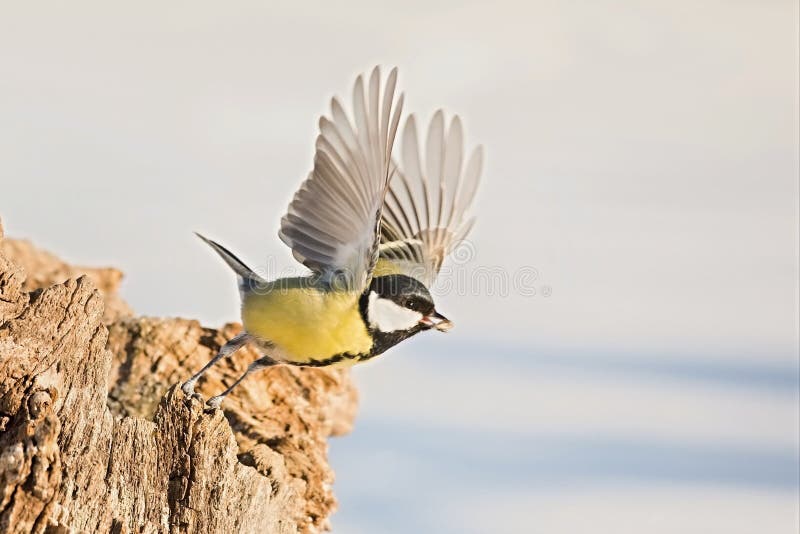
195 233 264 291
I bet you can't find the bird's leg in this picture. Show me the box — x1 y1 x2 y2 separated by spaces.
181 332 251 397
205 357 276 409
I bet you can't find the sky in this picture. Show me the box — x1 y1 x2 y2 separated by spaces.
1 1 798 532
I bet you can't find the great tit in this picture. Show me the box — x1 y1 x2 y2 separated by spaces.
182 67 483 408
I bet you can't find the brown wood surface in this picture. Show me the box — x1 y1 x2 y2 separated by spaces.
0 218 358 533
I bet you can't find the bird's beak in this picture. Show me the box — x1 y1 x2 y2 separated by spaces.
420 311 453 332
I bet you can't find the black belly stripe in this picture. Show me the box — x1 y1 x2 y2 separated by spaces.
296 339 411 368
295 326 426 368
356 351 381 363
293 352 362 367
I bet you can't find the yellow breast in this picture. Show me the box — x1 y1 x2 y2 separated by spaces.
241 280 372 365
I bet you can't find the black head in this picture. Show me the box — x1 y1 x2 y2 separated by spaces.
369 274 436 316
360 274 451 337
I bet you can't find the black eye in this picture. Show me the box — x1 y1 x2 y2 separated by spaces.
406 298 419 310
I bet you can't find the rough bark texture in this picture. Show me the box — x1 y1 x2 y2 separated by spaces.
0 217 358 533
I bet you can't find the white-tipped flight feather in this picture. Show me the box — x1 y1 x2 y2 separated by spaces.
279 67 404 291
380 111 483 286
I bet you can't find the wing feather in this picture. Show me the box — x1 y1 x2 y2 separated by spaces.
380 112 483 286
279 67 404 291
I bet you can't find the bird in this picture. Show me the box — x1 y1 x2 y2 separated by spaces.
181 67 483 409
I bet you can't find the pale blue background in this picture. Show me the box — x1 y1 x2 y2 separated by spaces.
1 1 798 532
332 340 798 532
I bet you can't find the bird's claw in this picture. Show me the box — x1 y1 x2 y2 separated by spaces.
180 381 205 405
181 380 196 397
205 396 223 411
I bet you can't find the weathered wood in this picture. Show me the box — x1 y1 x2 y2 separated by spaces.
0 219 357 533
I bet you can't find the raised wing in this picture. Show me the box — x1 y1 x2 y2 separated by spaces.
279 67 404 292
379 111 483 286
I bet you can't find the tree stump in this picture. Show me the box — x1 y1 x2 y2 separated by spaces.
0 217 358 533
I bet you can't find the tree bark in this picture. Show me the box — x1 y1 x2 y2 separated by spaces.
0 218 358 533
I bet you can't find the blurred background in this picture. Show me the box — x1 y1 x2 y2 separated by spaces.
1 1 798 532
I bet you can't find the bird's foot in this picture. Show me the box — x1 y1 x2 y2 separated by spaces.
205 395 224 412
181 379 196 397
180 380 204 404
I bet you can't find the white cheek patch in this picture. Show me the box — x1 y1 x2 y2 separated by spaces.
367 291 423 332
